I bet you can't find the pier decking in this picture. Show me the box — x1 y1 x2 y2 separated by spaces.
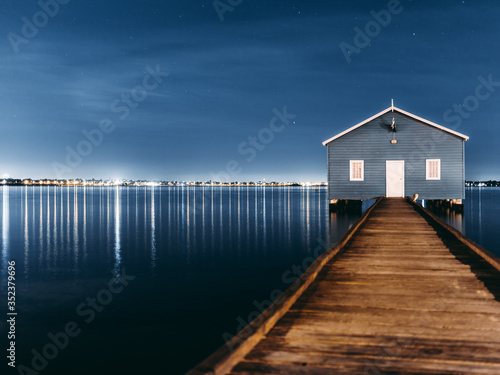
189 198 500 375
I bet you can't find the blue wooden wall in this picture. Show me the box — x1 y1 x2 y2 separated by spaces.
326 111 465 200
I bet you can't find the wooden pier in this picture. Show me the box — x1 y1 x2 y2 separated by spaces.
189 198 500 375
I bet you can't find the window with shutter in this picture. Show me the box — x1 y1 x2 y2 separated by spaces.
426 159 441 180
350 160 364 181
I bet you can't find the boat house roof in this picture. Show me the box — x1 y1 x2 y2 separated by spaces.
322 105 469 146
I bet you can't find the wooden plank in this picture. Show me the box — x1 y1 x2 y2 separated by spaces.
280 310 500 333
409 199 500 273
231 358 500 375
253 335 500 363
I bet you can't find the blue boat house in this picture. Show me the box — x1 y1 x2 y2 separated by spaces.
323 103 469 210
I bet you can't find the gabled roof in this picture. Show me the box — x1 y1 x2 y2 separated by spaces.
322 105 469 146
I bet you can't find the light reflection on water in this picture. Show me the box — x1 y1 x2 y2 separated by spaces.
2 185 496 374
1 185 496 287
0 186 346 375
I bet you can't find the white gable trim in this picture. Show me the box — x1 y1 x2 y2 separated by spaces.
322 106 469 146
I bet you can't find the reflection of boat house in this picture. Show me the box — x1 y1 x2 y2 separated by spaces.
322 104 469 205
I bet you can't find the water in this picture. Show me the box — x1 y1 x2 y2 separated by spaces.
0 186 498 374
425 187 500 257
0 185 364 375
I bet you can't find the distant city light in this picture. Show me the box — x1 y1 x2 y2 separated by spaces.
0 176 336 188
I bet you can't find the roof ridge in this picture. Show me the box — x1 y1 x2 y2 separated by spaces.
322 106 469 145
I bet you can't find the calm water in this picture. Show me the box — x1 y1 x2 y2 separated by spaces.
0 186 498 374
431 187 500 257
0 186 363 375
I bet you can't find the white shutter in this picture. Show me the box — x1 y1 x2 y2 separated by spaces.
350 160 364 181
426 159 441 180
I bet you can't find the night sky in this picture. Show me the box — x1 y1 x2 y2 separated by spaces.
1 1 499 181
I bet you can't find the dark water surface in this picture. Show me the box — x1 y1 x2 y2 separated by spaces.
0 186 362 375
426 187 499 257
0 186 498 374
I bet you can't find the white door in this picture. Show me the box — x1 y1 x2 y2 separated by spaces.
386 161 405 197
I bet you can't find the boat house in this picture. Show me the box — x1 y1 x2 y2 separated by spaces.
322 103 469 206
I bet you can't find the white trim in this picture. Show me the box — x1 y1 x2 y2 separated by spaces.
323 107 392 146
426 159 441 180
394 107 469 141
322 106 469 146
349 160 364 181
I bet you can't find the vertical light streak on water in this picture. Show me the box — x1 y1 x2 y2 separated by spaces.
53 187 58 262
306 187 311 253
107 187 111 254
144 187 148 252
39 186 43 266
46 187 52 265
469 187 474 232
24 186 29 278
73 187 79 274
135 187 139 254
32 187 36 270
60 185 63 255
300 187 305 252
287 186 291 249
2 186 9 270
167 187 171 251
176 187 179 251
228 187 232 248
202 186 206 254
318 188 323 244
238 186 242 252
169 188 173 249
114 186 122 277
151 186 156 272
82 186 87 262
158 187 162 233
236 186 241 253
192 187 196 251
211 186 215 253
245 187 249 251
99 187 103 250
126 188 130 250
179 187 185 262
262 186 267 253
66 186 70 260
270 187 274 250
277 186 282 240
254 187 258 249
176 188 180 253
219 187 223 253
320 188 325 244
186 187 190 257
90 186 94 226
478 186 482 243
